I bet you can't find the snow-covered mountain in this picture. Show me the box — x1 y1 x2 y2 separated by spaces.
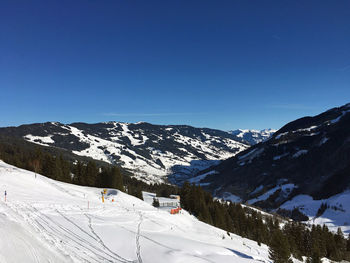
0 122 248 183
194 103 350 231
0 160 275 263
228 129 276 145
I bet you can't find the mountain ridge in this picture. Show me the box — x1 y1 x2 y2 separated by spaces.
193 102 350 230
0 121 249 183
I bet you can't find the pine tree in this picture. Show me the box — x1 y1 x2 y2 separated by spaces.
58 155 71 182
268 230 293 263
42 154 56 179
98 167 109 188
152 197 160 207
31 147 42 176
85 161 98 186
111 166 123 191
307 245 321 263
53 156 63 181
74 161 83 185
334 227 346 259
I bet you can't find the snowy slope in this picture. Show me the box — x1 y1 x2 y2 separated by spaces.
0 122 249 184
0 160 279 263
280 191 350 236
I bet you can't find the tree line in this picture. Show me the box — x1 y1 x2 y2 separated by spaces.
0 137 123 190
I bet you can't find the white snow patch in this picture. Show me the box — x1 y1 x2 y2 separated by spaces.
275 132 288 140
294 125 318 133
273 152 289 161
24 134 55 146
247 184 296 205
238 148 264 163
188 170 218 184
318 137 329 146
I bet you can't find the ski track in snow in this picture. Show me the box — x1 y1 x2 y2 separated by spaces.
84 213 135 263
135 213 143 263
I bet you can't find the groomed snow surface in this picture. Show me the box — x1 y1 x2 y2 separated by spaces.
0 160 278 263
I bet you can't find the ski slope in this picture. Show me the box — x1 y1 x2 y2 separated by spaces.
0 160 277 263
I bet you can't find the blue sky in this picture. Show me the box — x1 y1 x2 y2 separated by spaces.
1 1 349 130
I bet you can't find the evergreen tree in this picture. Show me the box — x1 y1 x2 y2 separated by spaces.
98 167 109 188
85 161 98 186
42 154 56 179
111 166 124 191
53 156 63 180
74 161 84 185
268 230 293 263
152 197 160 207
58 155 71 182
307 245 321 263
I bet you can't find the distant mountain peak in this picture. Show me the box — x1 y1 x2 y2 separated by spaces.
228 128 276 145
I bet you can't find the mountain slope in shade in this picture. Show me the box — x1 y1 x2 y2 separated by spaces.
0 122 248 183
196 103 350 231
228 129 276 145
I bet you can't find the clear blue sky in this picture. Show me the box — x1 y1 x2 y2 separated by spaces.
1 1 349 130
